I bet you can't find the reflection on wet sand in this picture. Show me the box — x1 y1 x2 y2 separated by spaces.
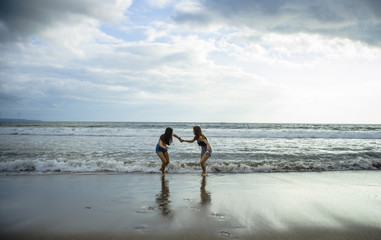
200 176 211 206
156 176 173 217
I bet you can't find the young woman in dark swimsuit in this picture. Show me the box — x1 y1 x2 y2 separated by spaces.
182 126 212 176
156 127 182 176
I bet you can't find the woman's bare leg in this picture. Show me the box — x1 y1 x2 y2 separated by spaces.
164 152 170 166
200 153 210 176
157 152 167 176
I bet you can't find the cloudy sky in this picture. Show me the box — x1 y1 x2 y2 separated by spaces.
1 0 380 123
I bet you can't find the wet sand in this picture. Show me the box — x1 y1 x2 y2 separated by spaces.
1 171 381 239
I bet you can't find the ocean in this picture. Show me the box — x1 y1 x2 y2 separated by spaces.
0 122 380 174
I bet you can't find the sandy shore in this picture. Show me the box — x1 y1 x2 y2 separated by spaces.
1 171 381 239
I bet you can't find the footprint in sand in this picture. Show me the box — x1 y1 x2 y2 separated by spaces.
134 225 147 234
220 231 240 239
137 206 155 214
212 212 226 220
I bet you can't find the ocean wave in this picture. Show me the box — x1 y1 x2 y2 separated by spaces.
1 121 381 140
208 129 381 139
1 128 381 139
1 158 380 174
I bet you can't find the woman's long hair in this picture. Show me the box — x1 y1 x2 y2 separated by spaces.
193 126 206 140
161 127 173 145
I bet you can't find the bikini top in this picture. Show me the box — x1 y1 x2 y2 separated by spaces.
197 138 207 147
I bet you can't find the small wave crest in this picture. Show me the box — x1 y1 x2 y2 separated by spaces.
1 158 380 174
2 128 381 139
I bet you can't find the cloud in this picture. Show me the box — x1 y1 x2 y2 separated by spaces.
1 0 380 123
0 27 279 121
172 0 381 46
0 0 132 44
219 31 381 67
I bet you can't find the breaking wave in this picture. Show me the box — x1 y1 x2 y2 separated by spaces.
1 158 380 175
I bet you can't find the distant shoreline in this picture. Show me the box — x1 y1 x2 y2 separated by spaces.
0 118 41 122
0 119 379 125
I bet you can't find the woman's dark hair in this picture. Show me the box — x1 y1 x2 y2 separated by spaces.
160 127 173 145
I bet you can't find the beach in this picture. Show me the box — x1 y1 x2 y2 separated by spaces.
1 171 381 239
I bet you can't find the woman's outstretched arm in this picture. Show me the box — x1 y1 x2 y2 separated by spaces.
173 133 182 142
182 138 195 143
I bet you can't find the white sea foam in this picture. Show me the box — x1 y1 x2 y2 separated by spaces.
1 158 380 174
1 127 380 139
1 122 380 175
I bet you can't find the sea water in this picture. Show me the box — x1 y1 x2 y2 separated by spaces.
0 122 380 174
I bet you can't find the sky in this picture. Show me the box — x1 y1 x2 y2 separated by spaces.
1 0 381 123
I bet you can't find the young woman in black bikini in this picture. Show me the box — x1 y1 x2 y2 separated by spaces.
156 127 182 176
182 126 212 176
